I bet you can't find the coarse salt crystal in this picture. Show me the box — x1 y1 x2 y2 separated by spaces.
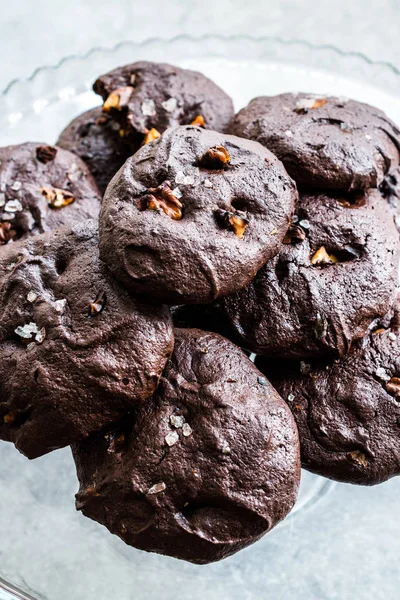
11 181 22 192
285 130 293 137
295 97 317 110
15 322 38 339
2 212 15 220
170 415 185 429
141 99 156 117
5 199 23 213
182 423 192 437
165 431 179 447
161 97 178 113
365 134 372 141
172 187 182 199
376 367 391 382
0 193 5 207
287 393 295 402
222 444 231 455
27 291 37 303
35 327 46 344
389 332 397 341
299 219 310 229
203 179 213 188
147 482 166 495
54 299 67 312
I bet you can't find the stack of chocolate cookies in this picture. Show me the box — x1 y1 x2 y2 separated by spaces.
0 61 399 565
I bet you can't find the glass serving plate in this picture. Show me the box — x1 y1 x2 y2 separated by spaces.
0 36 400 600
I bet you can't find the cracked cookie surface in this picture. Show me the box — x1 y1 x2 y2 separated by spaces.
57 107 133 195
94 61 234 148
0 219 174 459
229 93 400 191
218 189 399 359
258 312 400 485
72 328 300 564
99 125 297 304
0 142 101 246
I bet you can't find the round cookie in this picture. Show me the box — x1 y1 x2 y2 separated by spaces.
229 93 400 191
258 313 400 485
99 125 297 305
0 142 101 246
0 219 174 459
57 107 133 195
73 328 300 564
93 61 234 148
218 189 399 359
380 166 400 230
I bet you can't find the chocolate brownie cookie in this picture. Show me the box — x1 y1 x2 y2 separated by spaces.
0 142 101 246
218 189 399 359
57 107 132 195
229 93 400 191
0 220 173 459
380 166 400 230
99 126 297 305
93 61 234 148
259 312 400 485
73 329 300 564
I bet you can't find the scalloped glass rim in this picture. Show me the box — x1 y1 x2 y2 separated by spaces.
0 35 399 600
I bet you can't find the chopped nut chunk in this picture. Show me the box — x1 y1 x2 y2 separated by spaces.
201 145 231 169
215 208 249 238
40 186 75 208
385 377 400 397
140 181 183 220
36 145 57 164
347 450 368 468
103 86 134 112
190 115 205 127
88 292 106 316
3 412 15 424
147 482 167 495
311 246 339 266
142 128 161 145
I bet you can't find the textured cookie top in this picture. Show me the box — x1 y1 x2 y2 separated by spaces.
99 126 297 304
57 107 132 195
262 313 400 485
94 61 234 146
229 93 400 191
219 189 399 359
0 220 174 459
0 142 101 246
73 328 300 564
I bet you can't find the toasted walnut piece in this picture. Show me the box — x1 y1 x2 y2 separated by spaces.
312 98 327 109
142 128 161 145
140 181 183 220
229 214 248 239
201 145 231 169
0 222 16 245
283 224 306 244
103 86 135 112
88 292 106 316
214 209 249 238
83 486 101 497
3 412 15 425
311 246 339 266
347 450 368 468
40 186 75 208
36 145 58 164
385 377 400 398
373 328 386 335
190 115 205 127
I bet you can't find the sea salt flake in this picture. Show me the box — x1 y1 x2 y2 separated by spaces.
222 444 231 455
172 187 182 199
376 367 391 382
2 212 15 220
141 99 156 117
161 97 178 113
165 431 179 446
365 134 372 141
27 291 37 303
170 415 185 429
295 97 318 110
182 423 192 437
175 171 186 185
0 193 5 207
5 199 23 212
11 181 22 191
287 393 295 402
389 332 397 341
285 130 293 137
203 179 213 188
54 299 67 312
15 321 38 339
299 219 311 229
147 482 166 495
35 327 46 344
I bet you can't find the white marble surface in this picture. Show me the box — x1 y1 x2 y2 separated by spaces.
1 0 400 91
